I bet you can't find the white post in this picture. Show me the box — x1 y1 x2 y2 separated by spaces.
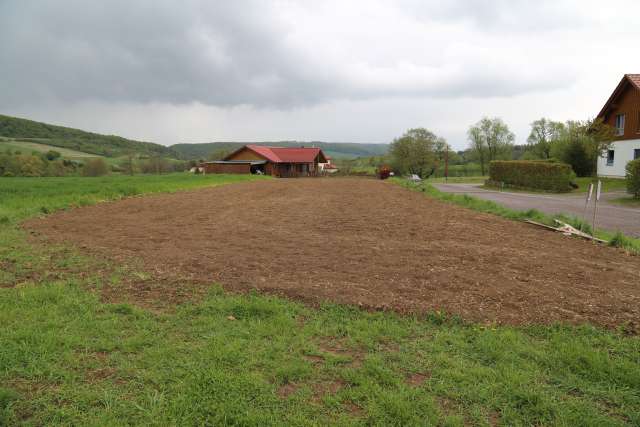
583 182 593 226
592 180 601 238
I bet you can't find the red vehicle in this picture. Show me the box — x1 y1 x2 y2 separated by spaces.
377 165 392 180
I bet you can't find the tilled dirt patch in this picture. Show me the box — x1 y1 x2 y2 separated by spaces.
25 178 640 330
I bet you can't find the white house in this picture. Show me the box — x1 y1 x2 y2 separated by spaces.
318 156 339 174
597 74 640 178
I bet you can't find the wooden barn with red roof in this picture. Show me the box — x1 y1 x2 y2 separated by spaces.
203 144 328 177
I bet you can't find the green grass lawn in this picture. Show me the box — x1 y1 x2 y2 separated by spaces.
0 173 264 224
1 174 639 425
572 177 628 193
482 177 628 195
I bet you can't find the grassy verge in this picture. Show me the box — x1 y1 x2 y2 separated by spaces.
611 197 640 207
1 175 639 425
481 183 570 194
573 177 628 193
426 176 488 184
394 178 640 255
481 177 628 195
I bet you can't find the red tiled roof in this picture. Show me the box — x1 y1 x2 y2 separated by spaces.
628 74 640 89
245 145 281 162
245 145 325 163
597 74 640 119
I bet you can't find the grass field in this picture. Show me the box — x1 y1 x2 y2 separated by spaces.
1 174 639 425
0 138 102 160
0 138 162 167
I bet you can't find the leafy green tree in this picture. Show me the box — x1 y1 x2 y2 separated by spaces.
19 155 47 177
0 152 17 176
584 118 616 176
140 156 171 174
208 149 231 161
552 119 615 177
446 150 462 165
467 117 515 175
44 150 62 161
390 128 447 178
120 153 136 176
82 158 109 177
626 159 640 198
45 160 68 177
526 118 565 159
171 161 188 172
562 137 592 177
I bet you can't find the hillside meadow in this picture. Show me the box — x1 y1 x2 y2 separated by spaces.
0 115 176 158
0 174 639 426
0 138 101 160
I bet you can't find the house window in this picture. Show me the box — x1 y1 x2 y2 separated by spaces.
634 149 640 160
615 114 625 136
607 150 615 166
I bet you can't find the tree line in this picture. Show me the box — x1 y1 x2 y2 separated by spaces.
0 149 80 177
0 148 190 177
385 117 615 179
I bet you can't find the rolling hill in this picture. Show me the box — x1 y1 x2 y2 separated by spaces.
0 114 389 161
170 141 389 160
0 114 177 158
0 137 102 160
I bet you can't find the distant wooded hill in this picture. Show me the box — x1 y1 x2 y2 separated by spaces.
0 114 389 160
170 141 389 160
0 114 177 158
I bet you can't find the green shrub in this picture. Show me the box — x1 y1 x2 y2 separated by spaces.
563 138 594 177
488 160 575 192
82 158 109 177
625 159 640 198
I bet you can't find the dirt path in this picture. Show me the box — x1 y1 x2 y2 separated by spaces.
434 183 640 237
25 178 640 330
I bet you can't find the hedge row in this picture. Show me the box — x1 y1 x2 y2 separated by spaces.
488 160 575 192
626 159 640 198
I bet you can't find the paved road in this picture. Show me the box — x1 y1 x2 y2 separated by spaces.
433 183 640 237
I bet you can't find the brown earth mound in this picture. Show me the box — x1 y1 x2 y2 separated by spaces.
25 178 640 330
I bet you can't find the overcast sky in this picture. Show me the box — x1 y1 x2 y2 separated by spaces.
1 1 639 150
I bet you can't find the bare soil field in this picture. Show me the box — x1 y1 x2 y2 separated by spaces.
25 178 640 330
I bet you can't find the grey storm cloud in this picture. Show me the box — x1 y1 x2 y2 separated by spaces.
0 1 588 109
1 1 327 106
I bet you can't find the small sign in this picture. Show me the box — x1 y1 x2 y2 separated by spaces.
586 183 593 203
596 180 602 201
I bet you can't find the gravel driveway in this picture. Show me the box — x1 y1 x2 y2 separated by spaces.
433 183 640 237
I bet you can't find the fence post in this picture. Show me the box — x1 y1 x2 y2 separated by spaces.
591 180 601 238
583 182 594 229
